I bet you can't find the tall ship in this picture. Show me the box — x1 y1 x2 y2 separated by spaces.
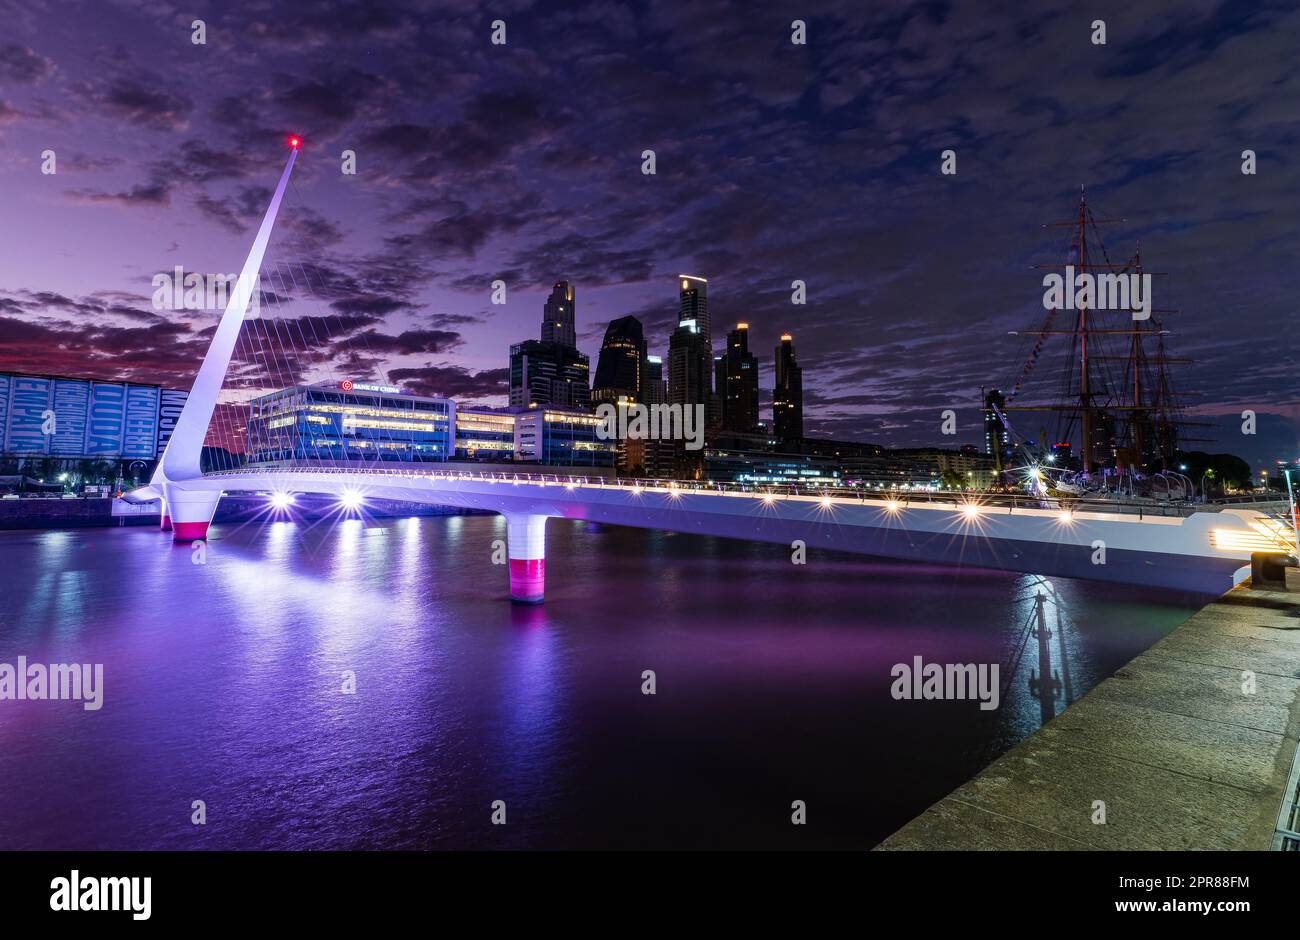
989 190 1207 499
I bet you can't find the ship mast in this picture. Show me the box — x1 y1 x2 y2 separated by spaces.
1077 190 1093 470
1003 190 1195 476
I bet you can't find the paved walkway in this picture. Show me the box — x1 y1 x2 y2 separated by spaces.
878 570 1300 850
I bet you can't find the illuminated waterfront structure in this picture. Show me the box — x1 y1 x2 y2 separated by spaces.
513 407 615 467
454 409 516 461
0 370 187 467
247 381 452 463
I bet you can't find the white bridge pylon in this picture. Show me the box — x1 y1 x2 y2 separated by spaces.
134 142 553 601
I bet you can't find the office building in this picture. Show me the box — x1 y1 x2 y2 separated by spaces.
772 333 803 444
983 388 1011 469
509 340 591 410
509 279 591 410
643 355 666 406
592 316 646 405
513 407 615 467
716 322 760 433
541 281 576 348
454 409 516 461
247 380 452 463
678 275 710 349
0 371 189 485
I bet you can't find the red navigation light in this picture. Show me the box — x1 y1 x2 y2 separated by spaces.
288 135 302 150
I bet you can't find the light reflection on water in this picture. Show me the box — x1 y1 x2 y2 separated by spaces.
0 516 1202 849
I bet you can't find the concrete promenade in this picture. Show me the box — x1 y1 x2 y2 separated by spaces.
878 569 1300 850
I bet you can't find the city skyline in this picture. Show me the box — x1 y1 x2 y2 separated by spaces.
0 1 1297 469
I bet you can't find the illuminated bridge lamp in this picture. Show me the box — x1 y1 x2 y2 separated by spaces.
270 492 295 511
885 499 900 513
1058 509 1073 525
961 503 980 519
339 490 364 512
821 495 832 508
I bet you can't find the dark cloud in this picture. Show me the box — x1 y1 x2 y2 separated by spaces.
74 75 193 131
0 43 54 83
387 365 509 399
349 328 464 355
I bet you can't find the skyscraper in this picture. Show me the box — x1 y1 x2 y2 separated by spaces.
510 341 591 410
541 281 576 348
509 280 590 410
772 333 803 444
678 275 710 350
592 315 646 405
983 388 1010 470
717 322 760 433
643 355 666 406
668 319 711 408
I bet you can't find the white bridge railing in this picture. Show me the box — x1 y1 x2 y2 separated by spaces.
200 464 1247 519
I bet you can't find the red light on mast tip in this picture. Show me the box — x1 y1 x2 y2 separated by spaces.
288 135 302 150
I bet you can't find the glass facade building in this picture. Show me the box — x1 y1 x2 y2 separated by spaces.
0 371 185 460
454 409 516 461
514 408 615 467
247 382 453 463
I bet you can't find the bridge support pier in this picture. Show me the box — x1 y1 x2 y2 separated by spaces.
159 502 172 532
163 485 221 542
505 513 547 604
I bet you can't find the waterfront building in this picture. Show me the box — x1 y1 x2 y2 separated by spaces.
454 409 516 461
772 333 803 444
704 447 841 486
513 407 615 467
247 381 452 463
0 370 188 484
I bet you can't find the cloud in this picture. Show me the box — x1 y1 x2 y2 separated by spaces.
73 75 193 131
386 364 509 399
0 44 55 83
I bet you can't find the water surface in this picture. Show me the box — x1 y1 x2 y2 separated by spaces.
0 516 1202 849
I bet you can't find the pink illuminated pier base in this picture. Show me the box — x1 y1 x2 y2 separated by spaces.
506 514 548 604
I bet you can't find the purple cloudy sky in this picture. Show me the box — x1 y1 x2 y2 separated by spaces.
0 0 1297 467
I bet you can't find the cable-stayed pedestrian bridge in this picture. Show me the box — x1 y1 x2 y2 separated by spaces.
125 142 1289 602
134 463 1286 600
